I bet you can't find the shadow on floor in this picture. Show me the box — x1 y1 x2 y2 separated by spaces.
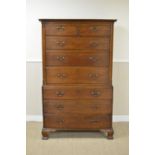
46 131 107 139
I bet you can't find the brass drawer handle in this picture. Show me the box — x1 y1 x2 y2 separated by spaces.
56 56 65 61
90 26 98 32
56 41 65 47
90 42 98 48
88 73 98 79
57 119 64 123
56 91 64 97
90 119 99 123
89 56 98 62
56 25 65 31
57 73 67 79
91 105 98 109
56 104 64 110
91 90 101 97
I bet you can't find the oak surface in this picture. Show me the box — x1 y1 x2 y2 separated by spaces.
40 19 116 139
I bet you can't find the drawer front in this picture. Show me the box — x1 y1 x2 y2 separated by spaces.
46 52 109 66
46 67 109 84
45 22 111 36
46 36 110 50
43 100 112 115
79 24 111 36
44 114 112 129
45 23 78 36
43 85 112 99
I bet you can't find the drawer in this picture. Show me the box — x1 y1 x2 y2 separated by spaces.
43 85 113 100
43 100 112 115
79 24 111 36
45 23 78 36
46 36 110 50
46 67 109 84
45 22 111 36
44 114 112 129
46 52 109 66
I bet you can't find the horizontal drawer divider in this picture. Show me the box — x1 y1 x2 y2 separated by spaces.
45 35 110 38
46 48 109 50
45 66 108 68
45 50 110 52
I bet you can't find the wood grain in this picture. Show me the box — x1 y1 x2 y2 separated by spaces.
46 36 110 50
45 22 111 36
39 19 116 139
46 52 109 66
46 67 109 84
44 114 112 129
43 85 113 100
43 100 112 115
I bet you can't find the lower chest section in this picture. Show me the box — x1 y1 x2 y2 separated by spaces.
42 85 113 129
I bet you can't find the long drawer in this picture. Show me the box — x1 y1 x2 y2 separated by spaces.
44 114 112 129
43 100 112 114
46 67 109 84
45 52 109 66
43 85 113 100
46 36 110 50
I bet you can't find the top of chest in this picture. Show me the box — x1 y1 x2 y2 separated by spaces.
39 19 116 36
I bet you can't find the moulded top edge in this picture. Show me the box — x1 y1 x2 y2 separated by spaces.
38 19 117 22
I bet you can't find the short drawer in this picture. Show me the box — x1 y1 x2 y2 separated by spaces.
45 23 78 36
46 36 110 50
79 24 111 36
45 52 109 66
43 85 113 100
46 67 109 84
43 100 112 115
44 114 112 129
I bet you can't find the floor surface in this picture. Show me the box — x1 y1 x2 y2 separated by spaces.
27 122 129 155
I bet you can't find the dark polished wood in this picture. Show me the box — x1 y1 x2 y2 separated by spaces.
44 114 112 129
39 19 117 22
79 24 111 36
43 100 112 115
43 85 113 100
46 36 110 50
45 23 77 36
40 19 116 139
46 52 109 66
46 67 109 84
45 22 111 36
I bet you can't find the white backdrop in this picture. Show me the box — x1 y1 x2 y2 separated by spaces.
26 0 129 119
26 0 128 62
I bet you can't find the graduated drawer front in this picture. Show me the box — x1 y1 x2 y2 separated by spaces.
43 100 112 115
44 114 112 129
46 52 109 66
43 85 112 100
46 67 109 84
79 24 111 36
45 23 77 36
45 22 111 36
46 36 110 50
